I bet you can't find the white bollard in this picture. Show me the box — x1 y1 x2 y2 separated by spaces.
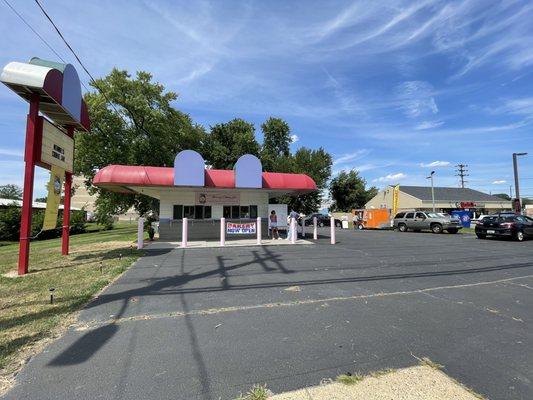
313 216 318 240
301 219 306 238
137 217 144 249
181 218 188 248
256 217 261 245
290 217 296 244
330 216 335 244
220 217 225 246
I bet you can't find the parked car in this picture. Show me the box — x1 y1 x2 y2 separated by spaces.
299 213 342 227
393 211 462 234
475 214 533 241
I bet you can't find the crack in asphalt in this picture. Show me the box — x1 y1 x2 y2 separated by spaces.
74 274 533 331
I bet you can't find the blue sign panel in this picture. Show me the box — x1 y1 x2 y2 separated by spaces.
451 210 471 228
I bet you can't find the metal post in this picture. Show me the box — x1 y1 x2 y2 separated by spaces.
290 217 296 244
431 175 435 212
513 153 520 204
137 217 144 249
313 216 317 240
220 217 225 246
256 217 261 245
18 94 40 275
61 126 75 256
181 218 188 248
330 216 335 244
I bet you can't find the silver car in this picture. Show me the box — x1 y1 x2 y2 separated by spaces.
393 211 462 234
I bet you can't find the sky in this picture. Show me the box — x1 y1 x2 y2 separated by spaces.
0 0 532 199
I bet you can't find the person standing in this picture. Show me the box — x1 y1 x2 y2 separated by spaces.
286 209 299 241
269 210 280 240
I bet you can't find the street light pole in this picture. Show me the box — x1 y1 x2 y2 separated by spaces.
426 171 435 212
513 152 528 214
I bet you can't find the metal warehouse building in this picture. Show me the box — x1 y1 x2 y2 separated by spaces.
365 186 512 215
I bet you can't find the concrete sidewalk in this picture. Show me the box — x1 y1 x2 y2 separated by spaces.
146 238 314 249
270 365 482 400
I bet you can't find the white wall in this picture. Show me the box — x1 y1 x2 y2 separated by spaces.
158 189 269 219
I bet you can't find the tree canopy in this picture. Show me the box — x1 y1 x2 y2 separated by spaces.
0 184 22 200
329 170 378 212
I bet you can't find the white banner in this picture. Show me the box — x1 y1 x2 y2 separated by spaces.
226 222 256 234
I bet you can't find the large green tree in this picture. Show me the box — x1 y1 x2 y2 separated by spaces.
329 170 377 211
203 118 260 169
260 117 292 171
0 184 22 200
74 69 205 224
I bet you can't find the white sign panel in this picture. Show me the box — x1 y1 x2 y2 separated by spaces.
196 192 240 205
41 119 74 173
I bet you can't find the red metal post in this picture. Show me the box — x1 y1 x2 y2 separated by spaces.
18 94 40 275
61 126 75 255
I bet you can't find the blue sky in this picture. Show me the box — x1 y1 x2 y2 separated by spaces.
1 0 532 199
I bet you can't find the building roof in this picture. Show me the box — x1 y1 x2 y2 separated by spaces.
93 165 317 193
400 186 506 202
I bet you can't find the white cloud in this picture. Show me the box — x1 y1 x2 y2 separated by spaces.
420 161 450 167
290 134 299 143
492 180 506 184
333 149 370 165
373 173 406 183
415 120 444 130
396 81 438 118
0 148 23 158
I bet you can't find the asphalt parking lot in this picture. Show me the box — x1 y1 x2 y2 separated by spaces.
3 229 532 400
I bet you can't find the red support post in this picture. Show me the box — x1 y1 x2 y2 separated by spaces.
18 94 40 275
61 126 75 256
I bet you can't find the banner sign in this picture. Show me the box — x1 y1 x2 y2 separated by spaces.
392 184 400 216
40 119 74 173
196 192 240 205
226 222 256 234
43 165 65 230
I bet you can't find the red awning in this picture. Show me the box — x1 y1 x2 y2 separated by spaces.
93 165 317 192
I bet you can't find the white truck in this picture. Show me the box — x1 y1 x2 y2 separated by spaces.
268 204 288 234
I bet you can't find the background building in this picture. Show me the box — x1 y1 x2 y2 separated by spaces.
366 186 512 215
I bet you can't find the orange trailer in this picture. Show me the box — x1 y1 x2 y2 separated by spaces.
353 209 391 230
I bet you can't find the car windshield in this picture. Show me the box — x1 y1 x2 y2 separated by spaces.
426 213 442 218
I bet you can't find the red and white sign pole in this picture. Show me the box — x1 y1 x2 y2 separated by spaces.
18 94 40 275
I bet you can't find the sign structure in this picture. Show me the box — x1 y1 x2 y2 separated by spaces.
1 57 90 275
39 119 74 173
226 222 256 234
196 192 240 205
43 166 65 230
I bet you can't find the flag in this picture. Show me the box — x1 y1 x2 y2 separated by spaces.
392 184 400 216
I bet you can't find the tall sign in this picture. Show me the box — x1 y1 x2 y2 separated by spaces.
392 184 400 216
1 58 90 275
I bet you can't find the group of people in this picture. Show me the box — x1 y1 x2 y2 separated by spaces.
269 209 299 240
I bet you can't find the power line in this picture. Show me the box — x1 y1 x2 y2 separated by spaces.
455 164 469 188
2 0 92 93
33 0 149 134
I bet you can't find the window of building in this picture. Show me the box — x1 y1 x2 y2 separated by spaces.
240 206 250 218
250 205 258 219
204 206 212 219
173 205 183 220
223 206 231 218
231 206 240 218
183 206 195 219
195 205 204 219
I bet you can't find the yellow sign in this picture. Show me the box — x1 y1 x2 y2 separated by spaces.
392 184 400 216
41 119 74 173
43 166 65 230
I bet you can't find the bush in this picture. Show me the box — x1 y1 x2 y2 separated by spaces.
0 207 22 241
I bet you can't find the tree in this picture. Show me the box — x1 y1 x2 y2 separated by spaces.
329 170 377 212
74 69 206 222
260 117 291 171
204 118 260 169
493 193 511 201
0 184 22 200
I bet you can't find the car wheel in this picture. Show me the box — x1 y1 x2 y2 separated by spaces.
431 223 443 234
515 230 525 242
476 233 486 239
319 221 324 227
357 223 364 230
447 228 458 234
398 223 407 232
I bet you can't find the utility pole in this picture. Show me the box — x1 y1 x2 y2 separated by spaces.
455 164 468 188
513 152 528 214
426 171 436 212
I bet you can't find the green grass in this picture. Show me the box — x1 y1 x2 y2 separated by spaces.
0 222 144 377
236 384 271 400
336 373 364 385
